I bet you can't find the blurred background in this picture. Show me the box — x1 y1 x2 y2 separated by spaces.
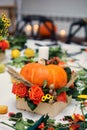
0 0 87 44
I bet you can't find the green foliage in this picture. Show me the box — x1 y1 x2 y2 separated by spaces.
27 115 45 130
75 69 87 94
7 56 35 68
64 67 71 82
1 112 87 130
56 87 69 95
7 36 27 50
25 98 37 111
49 46 67 59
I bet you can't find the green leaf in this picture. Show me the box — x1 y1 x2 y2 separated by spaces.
25 98 37 111
56 87 69 95
81 87 87 94
15 119 26 130
49 46 66 59
13 56 29 63
67 87 79 98
64 67 71 82
15 112 23 118
27 119 34 124
9 112 22 121
43 80 48 88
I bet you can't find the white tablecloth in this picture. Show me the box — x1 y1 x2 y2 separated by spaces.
0 40 87 129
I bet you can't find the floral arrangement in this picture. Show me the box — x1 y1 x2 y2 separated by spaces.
10 60 77 112
0 13 10 53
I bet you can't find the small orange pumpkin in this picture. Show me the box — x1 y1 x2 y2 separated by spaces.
39 21 57 38
20 63 67 89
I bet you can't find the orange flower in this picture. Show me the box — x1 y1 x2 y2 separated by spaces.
0 40 10 51
38 122 44 129
72 113 85 122
58 61 66 66
29 85 44 105
47 127 54 130
56 92 67 102
70 124 80 130
12 83 28 98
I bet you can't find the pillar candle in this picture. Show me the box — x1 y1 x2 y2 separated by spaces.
38 46 49 63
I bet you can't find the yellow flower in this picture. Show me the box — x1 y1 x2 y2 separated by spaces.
2 17 7 22
41 96 46 102
45 94 52 99
0 13 11 38
49 96 54 101
5 19 11 27
78 95 87 99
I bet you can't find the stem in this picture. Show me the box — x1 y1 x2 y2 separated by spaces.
0 121 15 129
80 101 86 129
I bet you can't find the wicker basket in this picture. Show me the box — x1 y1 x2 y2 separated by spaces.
16 96 72 117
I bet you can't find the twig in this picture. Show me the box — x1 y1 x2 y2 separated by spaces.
0 121 15 129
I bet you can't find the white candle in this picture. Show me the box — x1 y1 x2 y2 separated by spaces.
24 24 32 36
59 29 66 37
33 24 39 35
38 46 49 63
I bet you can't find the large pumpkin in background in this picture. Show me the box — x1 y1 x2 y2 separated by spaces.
39 21 57 38
20 63 67 89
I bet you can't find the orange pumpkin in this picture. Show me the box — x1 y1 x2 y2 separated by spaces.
20 63 67 89
39 21 57 37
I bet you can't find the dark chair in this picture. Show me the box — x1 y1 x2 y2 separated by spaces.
15 15 57 41
66 18 87 44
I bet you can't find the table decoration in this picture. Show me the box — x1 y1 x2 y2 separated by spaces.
7 58 77 117
0 105 8 114
0 13 10 61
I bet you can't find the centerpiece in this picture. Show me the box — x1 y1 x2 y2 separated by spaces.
0 13 10 61
7 58 77 117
